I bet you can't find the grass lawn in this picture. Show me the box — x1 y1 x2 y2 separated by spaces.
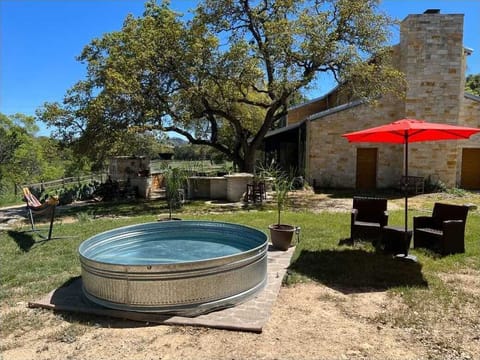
1 190 480 349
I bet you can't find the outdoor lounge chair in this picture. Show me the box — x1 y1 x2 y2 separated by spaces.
22 187 59 240
413 202 469 255
350 196 388 243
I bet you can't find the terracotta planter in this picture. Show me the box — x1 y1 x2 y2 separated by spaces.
269 224 296 251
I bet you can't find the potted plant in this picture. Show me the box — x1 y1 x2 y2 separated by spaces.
268 171 297 250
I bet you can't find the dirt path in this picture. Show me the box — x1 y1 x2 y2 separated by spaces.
0 284 424 360
3 278 480 359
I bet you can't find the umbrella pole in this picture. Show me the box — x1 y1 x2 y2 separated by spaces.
404 134 409 255
398 133 417 262
394 132 418 262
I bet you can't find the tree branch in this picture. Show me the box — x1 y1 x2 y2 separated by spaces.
241 0 276 99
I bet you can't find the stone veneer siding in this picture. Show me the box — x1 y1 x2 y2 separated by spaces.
456 95 480 183
307 97 404 188
400 14 465 121
459 95 480 129
307 95 480 189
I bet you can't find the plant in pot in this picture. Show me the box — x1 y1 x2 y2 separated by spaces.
268 172 297 251
161 167 187 221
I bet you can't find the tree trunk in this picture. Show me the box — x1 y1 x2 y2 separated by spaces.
241 148 257 173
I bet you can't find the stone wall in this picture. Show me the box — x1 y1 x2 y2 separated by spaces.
456 95 480 184
400 13 465 121
307 97 404 188
459 95 480 128
108 156 150 181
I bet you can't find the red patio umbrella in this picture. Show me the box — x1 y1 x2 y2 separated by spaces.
342 118 480 256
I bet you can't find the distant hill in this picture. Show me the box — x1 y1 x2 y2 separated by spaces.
168 137 188 146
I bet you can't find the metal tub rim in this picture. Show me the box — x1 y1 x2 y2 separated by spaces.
78 220 268 273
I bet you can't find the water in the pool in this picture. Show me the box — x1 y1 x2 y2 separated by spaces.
93 231 253 264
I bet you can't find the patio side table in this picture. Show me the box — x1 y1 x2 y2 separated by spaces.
381 226 412 255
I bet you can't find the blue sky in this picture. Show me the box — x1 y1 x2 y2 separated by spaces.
1 0 479 136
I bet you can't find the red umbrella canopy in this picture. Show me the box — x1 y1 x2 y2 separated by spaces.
342 119 480 143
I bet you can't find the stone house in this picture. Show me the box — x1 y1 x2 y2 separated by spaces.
264 9 480 190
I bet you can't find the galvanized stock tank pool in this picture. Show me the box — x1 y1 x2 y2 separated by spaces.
79 221 268 316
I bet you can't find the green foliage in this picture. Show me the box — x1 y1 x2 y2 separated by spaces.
37 0 403 172
425 175 448 193
465 73 480 96
424 175 468 196
258 164 293 225
174 143 229 163
29 182 99 206
445 187 468 197
63 154 93 178
37 110 171 170
56 187 78 205
173 143 198 161
110 130 169 159
0 114 24 166
0 113 38 180
272 174 293 226
162 166 188 219
0 112 96 205
0 113 72 195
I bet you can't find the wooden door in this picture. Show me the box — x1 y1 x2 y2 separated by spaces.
461 148 480 189
356 148 377 190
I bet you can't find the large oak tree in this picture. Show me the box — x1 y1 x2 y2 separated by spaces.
38 0 402 172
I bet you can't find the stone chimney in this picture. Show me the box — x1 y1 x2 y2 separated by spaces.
400 10 465 123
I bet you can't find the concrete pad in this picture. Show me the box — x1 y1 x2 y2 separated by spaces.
29 246 295 333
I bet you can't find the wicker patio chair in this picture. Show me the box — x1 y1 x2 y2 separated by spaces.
350 196 389 243
413 202 469 255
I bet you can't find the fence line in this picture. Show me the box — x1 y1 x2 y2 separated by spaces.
17 173 107 194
